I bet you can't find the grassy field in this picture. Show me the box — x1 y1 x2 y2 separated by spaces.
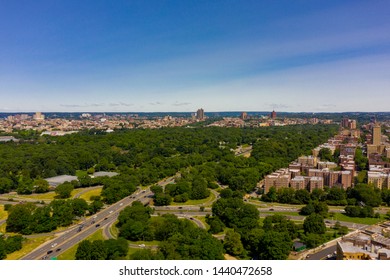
76 170 88 177
57 229 104 260
126 247 142 258
171 191 216 206
16 192 57 200
261 211 301 217
0 223 6 234
78 187 103 201
0 205 7 220
332 213 385 225
7 188 97 202
6 235 55 260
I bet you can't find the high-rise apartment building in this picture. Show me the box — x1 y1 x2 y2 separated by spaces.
240 112 248 120
196 108 205 120
270 110 276 119
373 124 381 146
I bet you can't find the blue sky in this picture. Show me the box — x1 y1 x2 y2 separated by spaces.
1 0 389 112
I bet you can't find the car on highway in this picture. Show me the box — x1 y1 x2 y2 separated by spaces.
120 203 123 206
56 248 61 252
51 243 57 248
109 210 113 214
47 250 53 254
138 244 146 248
95 224 100 227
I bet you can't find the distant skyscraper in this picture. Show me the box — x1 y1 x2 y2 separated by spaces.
373 124 381 145
270 110 276 119
348 120 357 129
33 112 45 121
341 117 349 128
196 108 205 120
240 112 247 120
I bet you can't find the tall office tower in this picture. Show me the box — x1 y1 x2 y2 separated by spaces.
270 110 276 119
373 124 381 145
196 108 205 120
240 112 248 120
33 112 45 121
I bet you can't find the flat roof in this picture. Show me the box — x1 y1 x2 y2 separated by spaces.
92 171 118 178
45 175 78 187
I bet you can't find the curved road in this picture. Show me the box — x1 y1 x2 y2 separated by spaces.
73 186 103 199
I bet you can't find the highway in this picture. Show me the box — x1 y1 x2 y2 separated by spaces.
21 176 175 260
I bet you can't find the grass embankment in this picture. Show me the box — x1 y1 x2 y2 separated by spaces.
332 213 385 225
170 191 216 206
57 229 104 260
78 187 103 202
0 223 6 234
0 205 8 220
193 216 209 230
109 221 119 239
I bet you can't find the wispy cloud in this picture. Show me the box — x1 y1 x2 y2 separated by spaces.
60 103 104 108
149 102 163 106
109 102 133 107
267 103 291 110
172 102 191 106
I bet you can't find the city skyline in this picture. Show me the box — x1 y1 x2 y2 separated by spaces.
1 0 390 112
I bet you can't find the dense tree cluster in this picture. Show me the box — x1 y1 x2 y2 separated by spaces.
0 235 23 260
75 238 129 260
116 202 224 260
240 215 297 260
264 183 389 208
6 199 91 234
344 205 378 218
299 201 329 217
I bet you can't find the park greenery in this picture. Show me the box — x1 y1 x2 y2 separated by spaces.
117 201 224 260
1 124 342 259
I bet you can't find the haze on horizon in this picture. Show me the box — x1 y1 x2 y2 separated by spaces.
1 0 390 113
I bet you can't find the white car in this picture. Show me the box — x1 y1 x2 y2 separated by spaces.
51 243 57 248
